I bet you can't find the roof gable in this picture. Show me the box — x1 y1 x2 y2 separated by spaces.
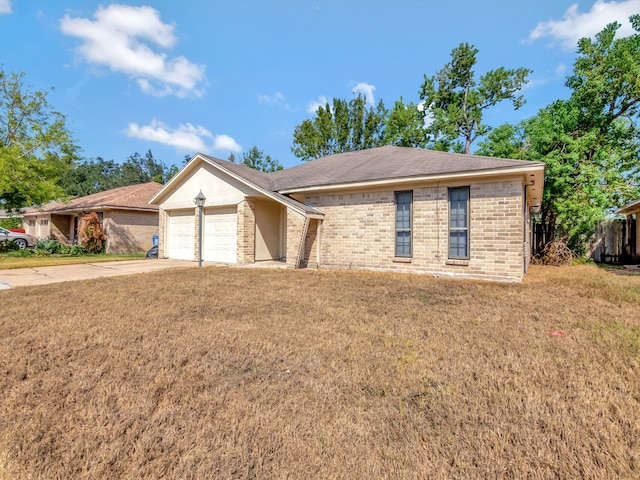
150 154 324 217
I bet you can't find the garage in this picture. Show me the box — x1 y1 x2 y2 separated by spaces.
167 210 195 260
203 207 237 263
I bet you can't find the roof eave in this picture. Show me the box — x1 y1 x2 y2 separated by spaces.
277 164 545 194
616 198 640 214
41 205 158 214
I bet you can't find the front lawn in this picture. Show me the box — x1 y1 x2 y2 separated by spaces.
0 252 145 270
0 265 638 478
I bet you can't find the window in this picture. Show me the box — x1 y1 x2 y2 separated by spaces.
395 191 412 257
449 187 469 259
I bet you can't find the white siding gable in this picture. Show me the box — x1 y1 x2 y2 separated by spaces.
159 162 257 210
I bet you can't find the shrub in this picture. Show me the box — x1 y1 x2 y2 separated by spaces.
0 238 19 254
36 239 63 254
78 213 106 254
35 240 85 255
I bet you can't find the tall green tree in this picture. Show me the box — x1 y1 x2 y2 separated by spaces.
291 95 387 161
241 146 283 172
475 123 526 159
419 43 531 154
478 17 640 254
0 69 80 209
120 150 165 184
383 98 430 148
526 17 640 253
60 157 122 197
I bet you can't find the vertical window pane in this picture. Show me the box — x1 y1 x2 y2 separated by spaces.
449 187 469 259
395 191 412 257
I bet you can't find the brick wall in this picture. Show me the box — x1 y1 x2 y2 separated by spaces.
237 199 256 264
104 210 158 254
303 218 320 268
286 209 306 268
304 179 525 281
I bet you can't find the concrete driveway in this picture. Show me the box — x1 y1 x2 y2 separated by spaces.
0 259 199 289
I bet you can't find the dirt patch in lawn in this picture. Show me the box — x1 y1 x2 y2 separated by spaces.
0 265 639 478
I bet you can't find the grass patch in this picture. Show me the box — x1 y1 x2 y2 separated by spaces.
0 264 639 478
0 253 145 270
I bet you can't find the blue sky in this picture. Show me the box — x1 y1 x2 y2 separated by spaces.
1 0 639 169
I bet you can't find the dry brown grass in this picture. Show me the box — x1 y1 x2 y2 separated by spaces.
0 264 639 479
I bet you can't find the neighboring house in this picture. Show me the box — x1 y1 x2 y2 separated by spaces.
616 198 640 262
0 209 23 220
150 146 545 282
23 182 162 254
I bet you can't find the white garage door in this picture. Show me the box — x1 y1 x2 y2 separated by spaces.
203 207 237 263
167 210 195 260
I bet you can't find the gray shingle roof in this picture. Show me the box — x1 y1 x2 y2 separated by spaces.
270 146 543 191
203 146 543 193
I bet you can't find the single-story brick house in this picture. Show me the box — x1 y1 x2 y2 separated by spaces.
23 182 162 254
151 146 544 282
616 198 639 262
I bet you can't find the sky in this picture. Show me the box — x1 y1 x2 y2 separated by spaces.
1 0 640 170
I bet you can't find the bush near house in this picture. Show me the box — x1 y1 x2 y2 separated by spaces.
78 212 106 254
34 240 84 256
0 239 19 254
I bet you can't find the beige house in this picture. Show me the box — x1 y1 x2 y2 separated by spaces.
150 146 545 282
23 182 162 254
616 198 640 262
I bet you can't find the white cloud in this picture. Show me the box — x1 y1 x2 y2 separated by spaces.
529 0 640 50
124 119 241 154
0 0 11 14
60 4 205 97
555 63 567 76
307 95 329 113
257 92 292 110
212 134 242 152
352 82 376 105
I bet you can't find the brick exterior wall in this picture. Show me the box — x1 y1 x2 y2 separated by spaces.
286 209 307 268
237 199 256 264
304 179 525 281
303 218 320 268
104 210 158 254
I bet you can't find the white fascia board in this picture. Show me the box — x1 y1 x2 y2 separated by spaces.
277 164 546 195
